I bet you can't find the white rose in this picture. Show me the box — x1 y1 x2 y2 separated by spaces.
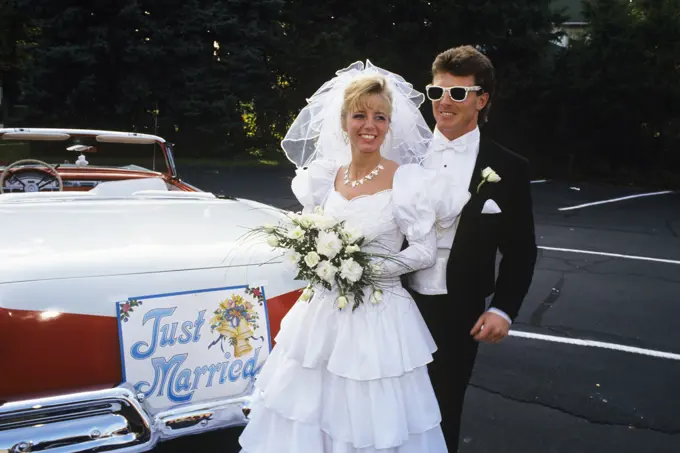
263 223 276 232
286 251 301 265
316 230 343 259
287 226 305 241
304 251 321 268
299 286 314 302
481 166 501 183
314 206 324 215
345 244 360 254
370 290 383 304
315 260 338 284
341 227 362 244
310 213 337 230
336 295 348 309
369 261 382 276
298 214 314 228
339 258 363 283
266 236 279 247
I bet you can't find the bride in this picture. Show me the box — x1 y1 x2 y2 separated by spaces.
238 61 470 453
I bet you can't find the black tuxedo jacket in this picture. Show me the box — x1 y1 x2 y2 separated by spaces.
444 135 537 321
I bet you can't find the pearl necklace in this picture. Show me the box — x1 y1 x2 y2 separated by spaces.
344 160 384 187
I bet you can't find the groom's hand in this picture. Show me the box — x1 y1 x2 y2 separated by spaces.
471 312 510 344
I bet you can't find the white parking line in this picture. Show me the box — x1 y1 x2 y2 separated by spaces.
538 246 680 265
558 190 674 211
509 330 680 361
531 179 548 184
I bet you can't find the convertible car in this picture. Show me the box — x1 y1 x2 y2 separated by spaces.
0 128 303 452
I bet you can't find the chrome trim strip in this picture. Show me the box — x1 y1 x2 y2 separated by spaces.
155 395 252 440
0 387 148 423
0 386 252 453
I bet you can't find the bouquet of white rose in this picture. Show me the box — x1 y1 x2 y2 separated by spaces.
253 206 394 311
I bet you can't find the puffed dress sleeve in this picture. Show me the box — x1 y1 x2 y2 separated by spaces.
377 164 439 277
290 159 339 213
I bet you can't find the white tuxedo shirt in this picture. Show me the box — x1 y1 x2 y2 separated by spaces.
408 126 512 324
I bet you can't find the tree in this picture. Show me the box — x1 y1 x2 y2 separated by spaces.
542 0 680 184
0 0 34 125
15 0 283 155
8 0 580 168
264 0 564 161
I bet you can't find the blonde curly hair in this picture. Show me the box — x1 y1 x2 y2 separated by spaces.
341 75 393 127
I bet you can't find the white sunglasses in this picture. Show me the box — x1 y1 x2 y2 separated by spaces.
426 84 483 102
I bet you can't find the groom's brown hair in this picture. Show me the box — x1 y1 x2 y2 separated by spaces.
432 45 496 124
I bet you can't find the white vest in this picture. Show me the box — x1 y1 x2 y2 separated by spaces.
408 127 479 295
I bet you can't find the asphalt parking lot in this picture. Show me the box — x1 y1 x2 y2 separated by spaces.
156 165 680 453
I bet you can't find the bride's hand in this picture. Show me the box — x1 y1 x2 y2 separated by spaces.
470 312 510 344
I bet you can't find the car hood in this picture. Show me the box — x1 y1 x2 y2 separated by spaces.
0 197 289 284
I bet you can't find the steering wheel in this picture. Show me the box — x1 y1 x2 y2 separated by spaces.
0 159 64 194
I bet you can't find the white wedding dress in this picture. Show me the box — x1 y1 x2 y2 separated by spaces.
239 159 469 453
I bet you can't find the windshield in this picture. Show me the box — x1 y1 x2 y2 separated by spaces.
0 138 169 174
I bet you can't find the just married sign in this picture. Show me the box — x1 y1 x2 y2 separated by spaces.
116 285 271 412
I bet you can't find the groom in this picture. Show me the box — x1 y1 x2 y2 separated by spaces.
409 46 537 449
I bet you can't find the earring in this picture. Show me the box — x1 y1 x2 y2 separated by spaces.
343 131 349 144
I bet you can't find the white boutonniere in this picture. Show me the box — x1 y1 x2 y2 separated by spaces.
477 167 501 193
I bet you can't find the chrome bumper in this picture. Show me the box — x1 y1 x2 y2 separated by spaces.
0 386 252 453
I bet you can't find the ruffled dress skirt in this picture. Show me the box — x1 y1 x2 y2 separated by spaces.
238 282 448 452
